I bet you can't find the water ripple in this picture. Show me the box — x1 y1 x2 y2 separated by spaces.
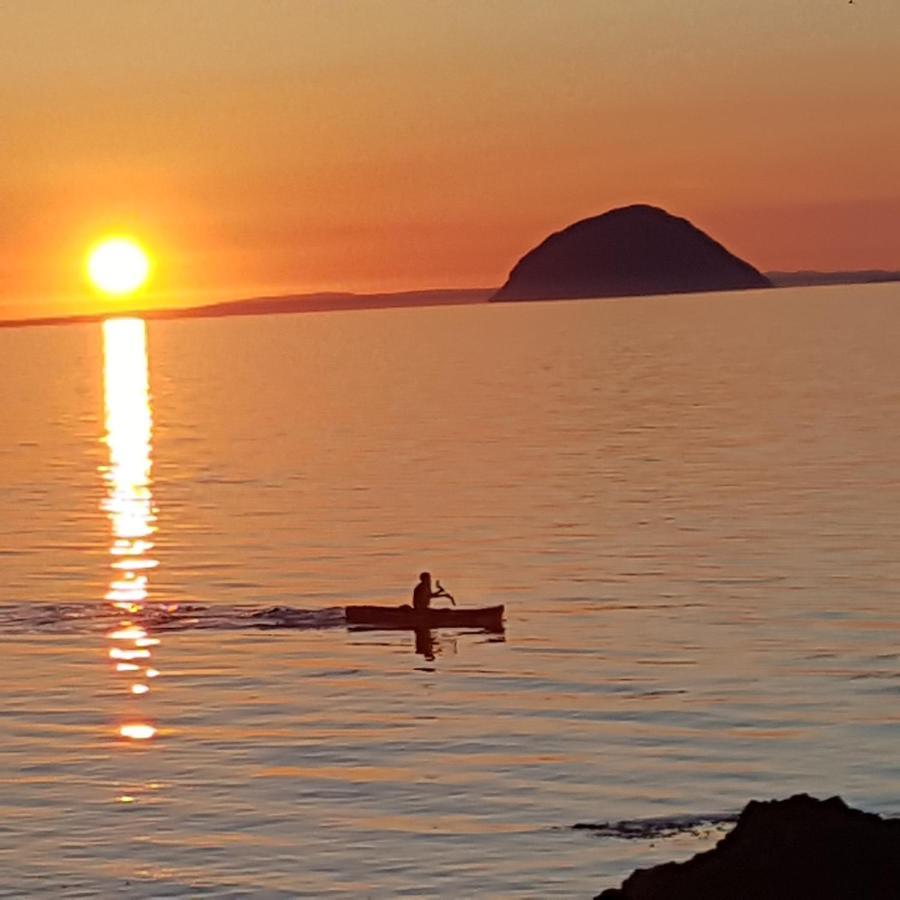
0 603 347 635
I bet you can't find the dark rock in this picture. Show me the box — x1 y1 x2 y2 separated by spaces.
492 204 770 302
595 794 900 900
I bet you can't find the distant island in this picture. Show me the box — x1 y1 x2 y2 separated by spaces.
492 204 771 301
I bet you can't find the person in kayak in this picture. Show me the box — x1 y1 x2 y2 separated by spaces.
412 572 452 611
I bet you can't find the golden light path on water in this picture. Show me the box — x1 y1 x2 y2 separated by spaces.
101 318 160 742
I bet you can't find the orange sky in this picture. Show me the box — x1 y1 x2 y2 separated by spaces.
1 0 899 319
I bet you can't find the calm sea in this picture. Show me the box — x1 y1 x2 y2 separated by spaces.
1 285 899 897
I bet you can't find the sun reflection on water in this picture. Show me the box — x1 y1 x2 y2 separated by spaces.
101 318 159 742
118 723 157 741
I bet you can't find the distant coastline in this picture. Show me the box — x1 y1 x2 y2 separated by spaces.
0 287 492 330
765 270 900 288
1 273 898 331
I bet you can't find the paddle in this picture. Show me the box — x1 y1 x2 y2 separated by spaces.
435 579 456 606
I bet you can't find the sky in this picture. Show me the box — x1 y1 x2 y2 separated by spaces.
1 0 899 319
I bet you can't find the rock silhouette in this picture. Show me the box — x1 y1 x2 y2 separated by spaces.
493 204 770 301
595 794 900 900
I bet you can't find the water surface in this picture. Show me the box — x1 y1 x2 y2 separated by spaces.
2 284 899 896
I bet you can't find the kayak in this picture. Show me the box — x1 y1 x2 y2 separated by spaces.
345 604 504 631
345 604 504 630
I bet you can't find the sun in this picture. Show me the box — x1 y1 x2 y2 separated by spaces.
87 237 152 297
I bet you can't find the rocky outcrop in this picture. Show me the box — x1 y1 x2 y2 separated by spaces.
596 794 900 900
493 204 770 301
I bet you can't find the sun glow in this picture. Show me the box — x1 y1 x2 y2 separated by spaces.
87 238 151 296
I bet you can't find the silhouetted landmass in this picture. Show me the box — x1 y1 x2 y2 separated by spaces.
492 204 771 301
3 232 899 332
0 288 492 330
767 270 900 288
174 287 492 319
595 794 900 900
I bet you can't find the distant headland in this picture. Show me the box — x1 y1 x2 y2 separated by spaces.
492 204 771 301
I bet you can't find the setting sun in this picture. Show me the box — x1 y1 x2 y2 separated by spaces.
86 238 151 296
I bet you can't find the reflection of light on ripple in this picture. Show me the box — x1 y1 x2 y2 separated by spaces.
111 538 154 557
114 602 142 614
110 626 147 640
112 558 158 571
101 318 163 740
109 647 151 660
119 724 156 741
